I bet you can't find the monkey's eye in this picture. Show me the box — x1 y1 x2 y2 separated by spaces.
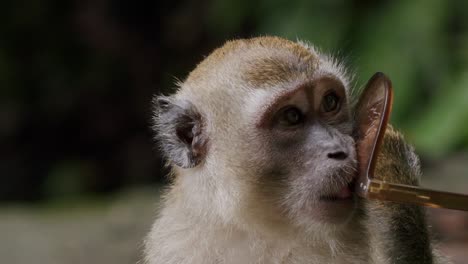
278 106 305 127
321 92 341 113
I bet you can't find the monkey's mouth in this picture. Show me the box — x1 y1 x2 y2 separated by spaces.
319 181 355 201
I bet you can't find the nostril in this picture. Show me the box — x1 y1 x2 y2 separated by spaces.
327 151 348 160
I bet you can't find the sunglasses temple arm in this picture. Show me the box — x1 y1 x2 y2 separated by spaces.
366 179 468 211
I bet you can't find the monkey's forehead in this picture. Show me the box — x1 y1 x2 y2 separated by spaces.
182 36 350 93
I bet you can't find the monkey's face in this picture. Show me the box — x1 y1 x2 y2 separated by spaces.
154 37 359 232
241 77 358 227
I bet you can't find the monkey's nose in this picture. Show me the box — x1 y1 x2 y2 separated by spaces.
327 151 348 160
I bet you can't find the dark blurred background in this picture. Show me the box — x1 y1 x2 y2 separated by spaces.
1 0 468 263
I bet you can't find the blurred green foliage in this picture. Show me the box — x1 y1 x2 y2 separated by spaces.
1 0 468 201
209 0 468 158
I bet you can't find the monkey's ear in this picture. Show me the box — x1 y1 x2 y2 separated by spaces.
153 96 207 168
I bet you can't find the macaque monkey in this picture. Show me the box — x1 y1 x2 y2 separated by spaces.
144 36 450 264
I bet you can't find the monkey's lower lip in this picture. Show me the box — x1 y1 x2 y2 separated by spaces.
320 183 354 201
336 185 352 199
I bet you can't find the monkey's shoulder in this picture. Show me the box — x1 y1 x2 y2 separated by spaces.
375 125 421 185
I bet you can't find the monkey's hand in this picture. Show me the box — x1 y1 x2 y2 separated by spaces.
364 125 444 264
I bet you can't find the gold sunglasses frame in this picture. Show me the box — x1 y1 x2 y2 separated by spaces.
355 72 468 211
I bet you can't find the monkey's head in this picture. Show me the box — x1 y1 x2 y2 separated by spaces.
154 37 358 236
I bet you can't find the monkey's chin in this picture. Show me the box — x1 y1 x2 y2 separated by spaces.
315 185 358 224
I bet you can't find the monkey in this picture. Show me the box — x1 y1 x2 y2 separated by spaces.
144 36 450 264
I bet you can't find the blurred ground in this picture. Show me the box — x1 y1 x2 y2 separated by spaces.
0 187 160 264
1 153 467 264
